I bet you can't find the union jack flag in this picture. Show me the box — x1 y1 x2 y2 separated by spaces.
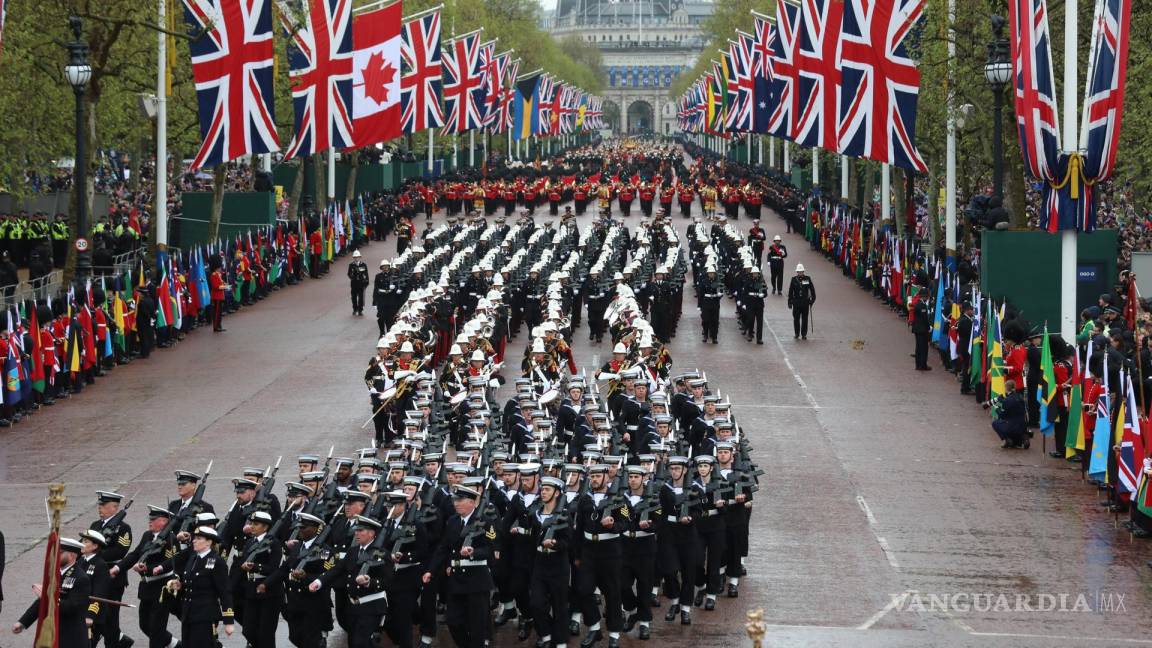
1081 0 1130 182
794 0 842 148
1117 372 1144 498
399 10 444 134
837 0 928 172
183 0 280 169
559 85 578 134
482 45 505 132
537 74 555 135
278 0 354 158
585 95 603 130
501 58 520 132
725 36 755 132
547 80 565 135
768 0 801 140
441 32 486 134
1010 0 1061 183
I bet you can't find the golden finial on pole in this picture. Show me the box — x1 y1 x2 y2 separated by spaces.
745 608 766 648
35 483 68 648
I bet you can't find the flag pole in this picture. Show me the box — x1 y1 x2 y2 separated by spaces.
469 130 475 168
401 3 445 22
944 0 958 271
328 147 336 202
427 130 434 176
1059 0 1079 342
840 155 849 200
155 0 168 251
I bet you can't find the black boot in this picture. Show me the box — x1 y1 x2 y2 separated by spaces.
580 628 603 648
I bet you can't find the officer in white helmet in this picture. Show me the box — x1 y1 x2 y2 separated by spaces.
787 263 816 339
348 250 370 316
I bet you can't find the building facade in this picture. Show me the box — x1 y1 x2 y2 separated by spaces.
546 0 713 135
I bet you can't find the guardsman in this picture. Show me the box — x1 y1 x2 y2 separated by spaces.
548 183 563 216
618 183 635 218
574 183 588 215
170 526 236 648
786 263 816 340
659 183 675 216
766 235 787 295
90 491 134 648
13 537 92 648
677 182 694 219
639 182 655 217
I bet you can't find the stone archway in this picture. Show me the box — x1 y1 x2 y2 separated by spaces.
603 100 622 133
626 100 654 134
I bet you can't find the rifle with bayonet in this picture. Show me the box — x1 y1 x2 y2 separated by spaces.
252 456 283 512
303 446 336 516
289 503 343 573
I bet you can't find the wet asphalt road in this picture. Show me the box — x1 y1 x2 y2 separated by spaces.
2 151 1151 648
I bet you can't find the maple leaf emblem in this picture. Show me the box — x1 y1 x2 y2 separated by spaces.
357 51 397 105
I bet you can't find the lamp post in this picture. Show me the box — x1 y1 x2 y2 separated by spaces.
984 15 1012 202
64 16 92 283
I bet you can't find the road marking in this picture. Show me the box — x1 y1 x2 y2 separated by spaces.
856 494 900 571
968 631 1152 644
857 589 916 629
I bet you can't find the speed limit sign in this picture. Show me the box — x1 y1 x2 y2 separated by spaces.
74 237 90 252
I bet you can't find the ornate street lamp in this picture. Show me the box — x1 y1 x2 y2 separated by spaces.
984 15 1012 202
64 16 92 282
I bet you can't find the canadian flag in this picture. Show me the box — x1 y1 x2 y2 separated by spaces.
350 2 403 147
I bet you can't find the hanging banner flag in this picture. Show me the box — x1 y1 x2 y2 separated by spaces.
279 0 354 157
349 0 404 147
183 0 280 168
750 14 777 134
442 31 486 134
793 0 842 148
399 8 445 133
768 0 802 141
512 70 541 141
836 0 928 171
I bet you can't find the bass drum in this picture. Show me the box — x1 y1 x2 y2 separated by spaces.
539 389 560 405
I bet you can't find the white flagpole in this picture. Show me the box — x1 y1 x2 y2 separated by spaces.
328 148 336 200
769 137 776 169
945 0 958 269
757 136 763 166
881 162 891 221
840 155 849 200
469 130 475 167
156 0 168 249
427 130 434 175
812 148 820 187
783 141 791 174
1060 0 1079 340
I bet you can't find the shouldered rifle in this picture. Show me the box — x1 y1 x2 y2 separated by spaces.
102 496 134 534
138 461 212 563
462 468 493 550
242 508 292 564
290 507 340 573
636 478 661 524
540 510 569 549
676 486 703 521
253 456 283 510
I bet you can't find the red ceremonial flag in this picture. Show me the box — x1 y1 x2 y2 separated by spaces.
33 528 62 648
350 1 404 147
1124 277 1139 329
